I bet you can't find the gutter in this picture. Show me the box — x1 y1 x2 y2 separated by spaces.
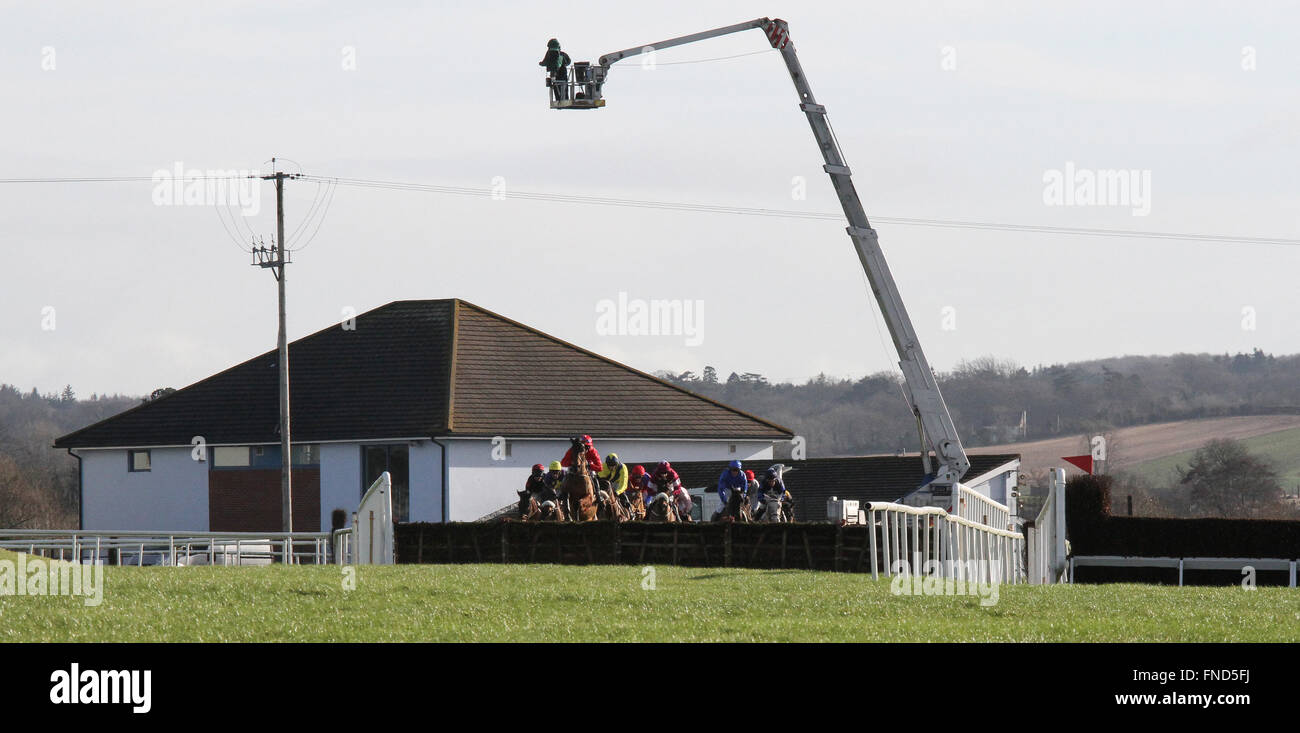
431 437 449 523
67 448 83 530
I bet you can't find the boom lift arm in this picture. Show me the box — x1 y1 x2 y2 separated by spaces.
571 18 970 491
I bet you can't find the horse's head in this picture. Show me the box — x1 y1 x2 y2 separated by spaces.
569 436 590 474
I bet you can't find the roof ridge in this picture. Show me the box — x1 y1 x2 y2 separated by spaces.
451 299 793 437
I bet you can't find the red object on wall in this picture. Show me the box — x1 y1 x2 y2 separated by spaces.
1061 455 1094 474
209 468 320 532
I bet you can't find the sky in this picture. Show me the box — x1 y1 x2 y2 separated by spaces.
2 0 1297 397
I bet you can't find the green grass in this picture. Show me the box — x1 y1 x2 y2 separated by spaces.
2 562 1297 642
1127 426 1300 493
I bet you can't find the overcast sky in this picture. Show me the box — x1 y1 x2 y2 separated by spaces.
2 1 1297 397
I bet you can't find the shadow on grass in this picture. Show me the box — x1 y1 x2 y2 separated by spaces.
686 570 803 580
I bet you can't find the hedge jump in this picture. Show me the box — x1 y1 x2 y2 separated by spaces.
395 522 885 573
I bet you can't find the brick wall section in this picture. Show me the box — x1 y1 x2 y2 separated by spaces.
209 469 321 532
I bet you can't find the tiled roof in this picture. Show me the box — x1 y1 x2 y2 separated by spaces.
55 299 791 449
636 453 1021 521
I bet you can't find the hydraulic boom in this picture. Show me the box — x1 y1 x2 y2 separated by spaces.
562 18 970 493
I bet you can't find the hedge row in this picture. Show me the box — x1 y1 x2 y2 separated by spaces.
1065 474 1300 559
394 521 880 573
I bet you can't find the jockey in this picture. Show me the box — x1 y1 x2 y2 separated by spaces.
672 486 694 522
759 466 787 497
745 469 762 514
561 434 603 473
524 463 548 496
754 466 791 520
638 471 656 506
651 460 681 493
597 453 628 494
542 460 565 493
716 459 748 507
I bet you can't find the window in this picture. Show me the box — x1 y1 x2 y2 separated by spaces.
128 450 151 472
213 446 251 467
362 444 410 523
292 444 319 466
729 444 737 454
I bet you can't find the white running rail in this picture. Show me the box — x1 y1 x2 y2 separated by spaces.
0 528 353 566
955 483 1011 531
864 501 1026 585
1026 467 1068 584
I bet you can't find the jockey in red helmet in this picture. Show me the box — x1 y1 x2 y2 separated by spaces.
560 434 603 473
524 463 548 496
651 460 681 493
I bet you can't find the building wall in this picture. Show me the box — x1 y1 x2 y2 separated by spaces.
444 438 774 522
977 469 1018 516
319 443 361 531
318 440 444 528
409 440 444 524
78 438 771 529
80 447 209 531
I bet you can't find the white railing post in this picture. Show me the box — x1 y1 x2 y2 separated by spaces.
868 510 879 579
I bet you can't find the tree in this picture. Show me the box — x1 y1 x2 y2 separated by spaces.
702 366 718 384
1178 439 1285 518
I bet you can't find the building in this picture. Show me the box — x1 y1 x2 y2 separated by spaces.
665 453 1021 522
54 299 792 530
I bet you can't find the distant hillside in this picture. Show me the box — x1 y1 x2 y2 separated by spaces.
979 415 1300 487
659 350 1300 459
1124 425 1300 494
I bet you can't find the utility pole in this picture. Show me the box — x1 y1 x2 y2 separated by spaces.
254 161 297 534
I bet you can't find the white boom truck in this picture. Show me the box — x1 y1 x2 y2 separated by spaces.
550 18 971 506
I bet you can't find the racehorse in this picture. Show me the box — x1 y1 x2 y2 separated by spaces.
644 492 678 522
715 486 752 523
644 477 679 522
517 490 565 521
623 487 646 521
595 478 630 522
561 438 598 522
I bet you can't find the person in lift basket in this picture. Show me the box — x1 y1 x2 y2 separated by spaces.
539 38 571 102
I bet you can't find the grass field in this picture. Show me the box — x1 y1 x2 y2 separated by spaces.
2 560 1297 642
1125 426 1300 493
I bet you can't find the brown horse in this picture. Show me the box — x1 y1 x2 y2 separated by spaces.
517 490 565 522
624 488 646 521
562 439 598 522
594 477 632 522
716 488 752 523
644 491 679 523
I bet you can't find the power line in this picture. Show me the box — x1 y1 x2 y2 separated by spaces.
642 48 774 66
298 174 1300 248
0 174 254 183
5 171 1296 248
